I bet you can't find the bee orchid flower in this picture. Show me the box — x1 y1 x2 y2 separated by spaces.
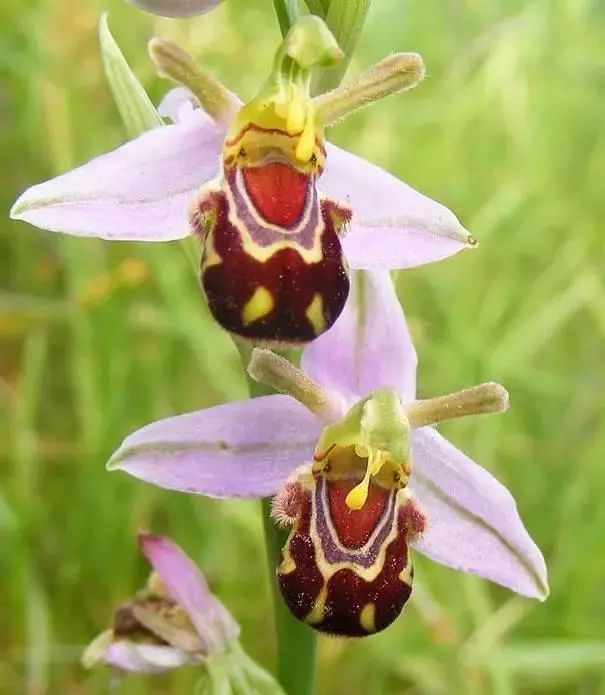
106 271 548 637
10 17 475 345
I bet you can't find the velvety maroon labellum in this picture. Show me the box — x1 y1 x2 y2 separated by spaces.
274 472 426 637
190 130 351 346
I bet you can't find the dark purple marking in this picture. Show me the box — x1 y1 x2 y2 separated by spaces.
196 189 350 344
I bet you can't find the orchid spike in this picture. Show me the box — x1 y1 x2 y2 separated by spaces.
10 19 475 347
83 533 284 692
106 271 548 638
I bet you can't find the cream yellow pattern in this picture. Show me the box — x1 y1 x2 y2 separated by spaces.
242 286 274 326
223 169 325 264
305 293 325 335
359 603 377 633
305 584 329 626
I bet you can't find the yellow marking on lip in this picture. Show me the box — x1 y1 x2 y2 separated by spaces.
242 286 274 326
305 293 325 335
278 546 297 575
359 603 376 633
399 557 413 585
201 230 222 270
305 584 328 626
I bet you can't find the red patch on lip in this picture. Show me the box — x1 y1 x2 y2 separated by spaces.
328 480 390 549
243 162 309 227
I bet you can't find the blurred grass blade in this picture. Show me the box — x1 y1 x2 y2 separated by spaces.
12 330 47 495
496 642 605 684
99 13 163 137
25 569 51 695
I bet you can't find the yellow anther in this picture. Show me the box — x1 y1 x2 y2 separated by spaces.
286 90 306 134
295 104 317 162
345 473 371 510
345 448 385 510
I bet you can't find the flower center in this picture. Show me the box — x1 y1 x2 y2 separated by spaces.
347 445 390 510
313 441 410 512
312 387 413 511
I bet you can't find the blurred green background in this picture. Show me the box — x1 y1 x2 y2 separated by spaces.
2 0 605 692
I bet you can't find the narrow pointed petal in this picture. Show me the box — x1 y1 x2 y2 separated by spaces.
105 641 194 672
127 0 223 18
302 271 416 401
10 111 223 241
321 145 476 269
108 395 320 497
410 427 549 599
139 534 238 651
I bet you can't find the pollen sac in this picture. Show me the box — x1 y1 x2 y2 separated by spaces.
274 453 426 637
191 137 350 346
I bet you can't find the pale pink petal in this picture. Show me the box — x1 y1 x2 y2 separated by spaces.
107 395 319 497
321 144 476 269
302 271 416 401
410 427 548 599
158 87 199 123
10 110 223 241
139 534 238 651
127 0 223 18
105 641 194 673
158 87 242 126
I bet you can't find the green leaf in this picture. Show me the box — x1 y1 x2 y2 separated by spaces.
303 0 328 18
316 0 372 92
98 13 163 138
272 0 301 37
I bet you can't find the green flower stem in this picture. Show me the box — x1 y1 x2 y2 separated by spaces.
262 497 317 695
240 342 317 695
